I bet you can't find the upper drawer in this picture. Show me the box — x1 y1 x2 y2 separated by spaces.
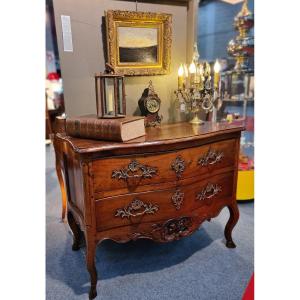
92 138 237 197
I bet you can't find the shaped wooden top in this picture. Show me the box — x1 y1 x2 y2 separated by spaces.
57 121 245 159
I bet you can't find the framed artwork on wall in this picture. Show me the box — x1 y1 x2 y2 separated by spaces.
105 10 172 76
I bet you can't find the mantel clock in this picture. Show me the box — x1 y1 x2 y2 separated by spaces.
138 81 162 127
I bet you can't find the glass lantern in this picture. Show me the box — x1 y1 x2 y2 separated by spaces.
95 73 126 118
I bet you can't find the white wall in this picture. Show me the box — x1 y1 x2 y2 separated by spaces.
53 0 198 123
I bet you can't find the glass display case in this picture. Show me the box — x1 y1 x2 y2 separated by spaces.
218 71 254 200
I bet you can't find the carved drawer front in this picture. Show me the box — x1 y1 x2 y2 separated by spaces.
97 217 197 243
92 139 237 198
95 172 234 232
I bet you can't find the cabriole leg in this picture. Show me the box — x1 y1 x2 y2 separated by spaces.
86 239 98 300
224 202 240 248
54 146 67 221
67 211 81 251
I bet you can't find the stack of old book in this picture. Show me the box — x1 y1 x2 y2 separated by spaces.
65 114 145 142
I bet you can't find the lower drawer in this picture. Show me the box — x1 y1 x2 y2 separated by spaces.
96 202 228 243
95 171 234 231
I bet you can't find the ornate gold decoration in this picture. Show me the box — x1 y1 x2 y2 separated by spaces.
115 198 159 218
171 156 187 178
112 160 158 181
196 183 222 202
171 189 184 210
198 148 224 167
227 0 254 71
105 10 172 76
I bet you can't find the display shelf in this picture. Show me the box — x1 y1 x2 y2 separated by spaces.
217 74 254 201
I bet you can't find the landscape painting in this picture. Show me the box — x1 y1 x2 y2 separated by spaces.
118 27 158 64
106 10 172 75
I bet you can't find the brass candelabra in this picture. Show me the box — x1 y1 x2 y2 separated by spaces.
174 44 222 124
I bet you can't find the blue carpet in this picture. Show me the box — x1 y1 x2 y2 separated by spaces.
46 145 254 300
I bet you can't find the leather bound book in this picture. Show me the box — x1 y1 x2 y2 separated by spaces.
66 115 145 142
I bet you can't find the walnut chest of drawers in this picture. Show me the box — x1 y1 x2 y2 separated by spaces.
55 121 244 299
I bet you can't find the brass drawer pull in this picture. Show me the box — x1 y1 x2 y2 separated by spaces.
198 148 224 167
112 159 158 181
115 198 159 219
171 189 184 210
196 183 222 201
171 155 188 178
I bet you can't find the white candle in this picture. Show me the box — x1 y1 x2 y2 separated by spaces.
189 61 196 86
184 64 189 88
178 64 184 90
108 89 114 113
194 63 201 85
198 63 204 90
213 59 221 89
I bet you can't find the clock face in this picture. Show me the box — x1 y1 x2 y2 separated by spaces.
145 97 160 113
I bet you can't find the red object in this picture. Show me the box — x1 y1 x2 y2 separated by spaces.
239 159 254 171
242 273 254 300
47 72 60 80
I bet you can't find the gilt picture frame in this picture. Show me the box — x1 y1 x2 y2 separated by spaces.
105 10 172 76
